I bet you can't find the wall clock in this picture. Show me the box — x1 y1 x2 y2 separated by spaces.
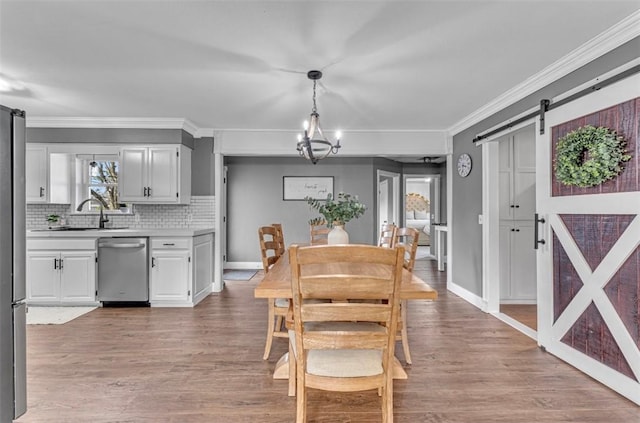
457 153 472 177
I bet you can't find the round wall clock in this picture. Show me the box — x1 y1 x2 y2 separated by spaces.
457 153 472 177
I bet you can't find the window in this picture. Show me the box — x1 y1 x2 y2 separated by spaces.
75 155 120 212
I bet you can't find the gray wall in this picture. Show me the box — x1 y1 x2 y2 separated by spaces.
227 156 383 262
191 137 214 195
451 36 640 296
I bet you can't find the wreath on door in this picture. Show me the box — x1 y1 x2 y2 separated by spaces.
554 125 631 187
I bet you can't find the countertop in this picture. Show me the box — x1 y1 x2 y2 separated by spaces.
27 227 215 238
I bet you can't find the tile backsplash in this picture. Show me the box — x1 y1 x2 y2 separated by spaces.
27 196 215 229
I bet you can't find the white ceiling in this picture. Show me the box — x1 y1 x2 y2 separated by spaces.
0 1 638 137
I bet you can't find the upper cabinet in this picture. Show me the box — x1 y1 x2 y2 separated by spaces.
26 146 48 203
26 146 71 204
119 145 191 204
498 126 536 221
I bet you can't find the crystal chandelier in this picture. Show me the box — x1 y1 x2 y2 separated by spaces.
296 70 341 164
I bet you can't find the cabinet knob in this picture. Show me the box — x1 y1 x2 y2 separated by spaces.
151 257 156 267
510 205 515 208
40 187 45 197
515 205 520 208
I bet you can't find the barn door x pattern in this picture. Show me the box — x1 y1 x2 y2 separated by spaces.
546 96 639 403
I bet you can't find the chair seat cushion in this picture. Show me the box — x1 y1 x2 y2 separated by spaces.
275 298 290 308
289 322 385 378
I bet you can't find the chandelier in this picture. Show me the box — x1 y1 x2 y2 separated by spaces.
296 70 341 164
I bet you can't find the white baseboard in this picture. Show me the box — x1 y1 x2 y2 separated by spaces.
447 280 486 311
491 312 537 340
225 261 262 270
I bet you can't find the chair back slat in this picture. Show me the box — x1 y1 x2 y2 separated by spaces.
303 332 389 350
299 276 394 300
301 303 392 323
271 223 286 256
258 226 281 274
309 220 331 245
378 223 397 248
394 227 420 271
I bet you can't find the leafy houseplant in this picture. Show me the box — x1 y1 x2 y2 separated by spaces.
306 192 366 227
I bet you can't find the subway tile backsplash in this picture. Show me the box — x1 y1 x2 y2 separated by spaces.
27 196 215 230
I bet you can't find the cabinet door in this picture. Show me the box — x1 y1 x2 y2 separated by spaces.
512 127 536 220
150 250 190 302
193 237 212 298
59 251 96 302
26 252 59 302
26 147 48 203
119 147 148 202
510 223 537 300
148 147 178 202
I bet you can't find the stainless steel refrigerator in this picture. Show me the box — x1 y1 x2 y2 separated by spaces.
0 105 26 422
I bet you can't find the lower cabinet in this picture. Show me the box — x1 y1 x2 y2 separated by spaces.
149 233 213 307
499 220 536 302
27 239 97 305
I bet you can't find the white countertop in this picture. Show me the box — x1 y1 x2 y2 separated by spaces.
27 227 214 238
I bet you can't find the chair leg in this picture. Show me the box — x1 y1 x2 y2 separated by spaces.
296 364 306 422
381 375 394 423
400 300 412 364
263 299 276 360
288 341 296 397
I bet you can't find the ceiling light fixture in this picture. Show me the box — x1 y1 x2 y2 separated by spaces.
296 70 341 165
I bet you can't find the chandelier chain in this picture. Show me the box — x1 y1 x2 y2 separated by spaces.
312 80 318 114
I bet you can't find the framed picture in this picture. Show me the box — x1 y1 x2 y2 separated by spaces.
283 176 334 201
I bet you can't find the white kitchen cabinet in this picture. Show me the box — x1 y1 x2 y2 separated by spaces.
119 145 191 204
25 146 48 203
25 146 71 204
149 233 213 307
499 221 536 302
27 239 97 305
498 126 536 303
151 249 190 303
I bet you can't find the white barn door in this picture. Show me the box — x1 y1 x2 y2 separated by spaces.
536 73 640 405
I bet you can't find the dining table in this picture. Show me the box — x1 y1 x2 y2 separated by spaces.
254 244 438 390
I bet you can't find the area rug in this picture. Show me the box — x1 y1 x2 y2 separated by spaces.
223 270 258 281
26 306 97 325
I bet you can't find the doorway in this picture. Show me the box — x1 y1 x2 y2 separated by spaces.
482 123 537 339
376 170 400 239
403 174 441 259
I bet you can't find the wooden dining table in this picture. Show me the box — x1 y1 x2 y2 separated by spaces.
254 245 438 387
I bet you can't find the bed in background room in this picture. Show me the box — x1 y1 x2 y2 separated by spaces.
405 193 430 246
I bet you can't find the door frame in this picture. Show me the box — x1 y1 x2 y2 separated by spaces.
376 170 400 236
481 121 538 340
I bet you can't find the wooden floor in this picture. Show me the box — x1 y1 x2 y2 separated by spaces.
17 259 639 422
500 304 538 331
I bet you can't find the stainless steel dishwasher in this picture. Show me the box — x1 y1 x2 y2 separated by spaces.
97 237 149 305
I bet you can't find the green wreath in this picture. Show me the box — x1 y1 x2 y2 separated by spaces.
554 125 631 187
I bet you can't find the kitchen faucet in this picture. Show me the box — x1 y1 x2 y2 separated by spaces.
76 198 110 229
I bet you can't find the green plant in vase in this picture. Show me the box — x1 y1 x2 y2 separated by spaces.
306 192 366 228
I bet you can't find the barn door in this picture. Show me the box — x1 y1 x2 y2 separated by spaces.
536 73 640 405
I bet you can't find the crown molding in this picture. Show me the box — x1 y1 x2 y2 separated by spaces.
448 10 640 136
26 117 202 137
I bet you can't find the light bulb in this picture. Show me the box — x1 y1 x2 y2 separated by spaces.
335 130 342 140
303 120 309 131
297 133 302 142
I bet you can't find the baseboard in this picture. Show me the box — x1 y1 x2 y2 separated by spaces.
447 281 486 311
491 312 537 340
225 261 262 270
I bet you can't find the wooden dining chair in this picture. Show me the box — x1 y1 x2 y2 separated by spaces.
271 223 285 256
393 227 420 364
378 223 397 248
309 219 330 245
258 225 289 360
288 244 405 423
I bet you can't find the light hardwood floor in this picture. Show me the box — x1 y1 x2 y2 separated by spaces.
17 259 638 422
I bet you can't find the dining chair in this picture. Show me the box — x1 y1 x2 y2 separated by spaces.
393 227 420 364
271 223 285 256
309 219 330 245
258 225 289 360
378 223 397 248
288 244 405 423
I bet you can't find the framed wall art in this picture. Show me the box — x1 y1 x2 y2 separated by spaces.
283 176 334 201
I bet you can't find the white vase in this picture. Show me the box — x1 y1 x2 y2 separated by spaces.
328 224 349 244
